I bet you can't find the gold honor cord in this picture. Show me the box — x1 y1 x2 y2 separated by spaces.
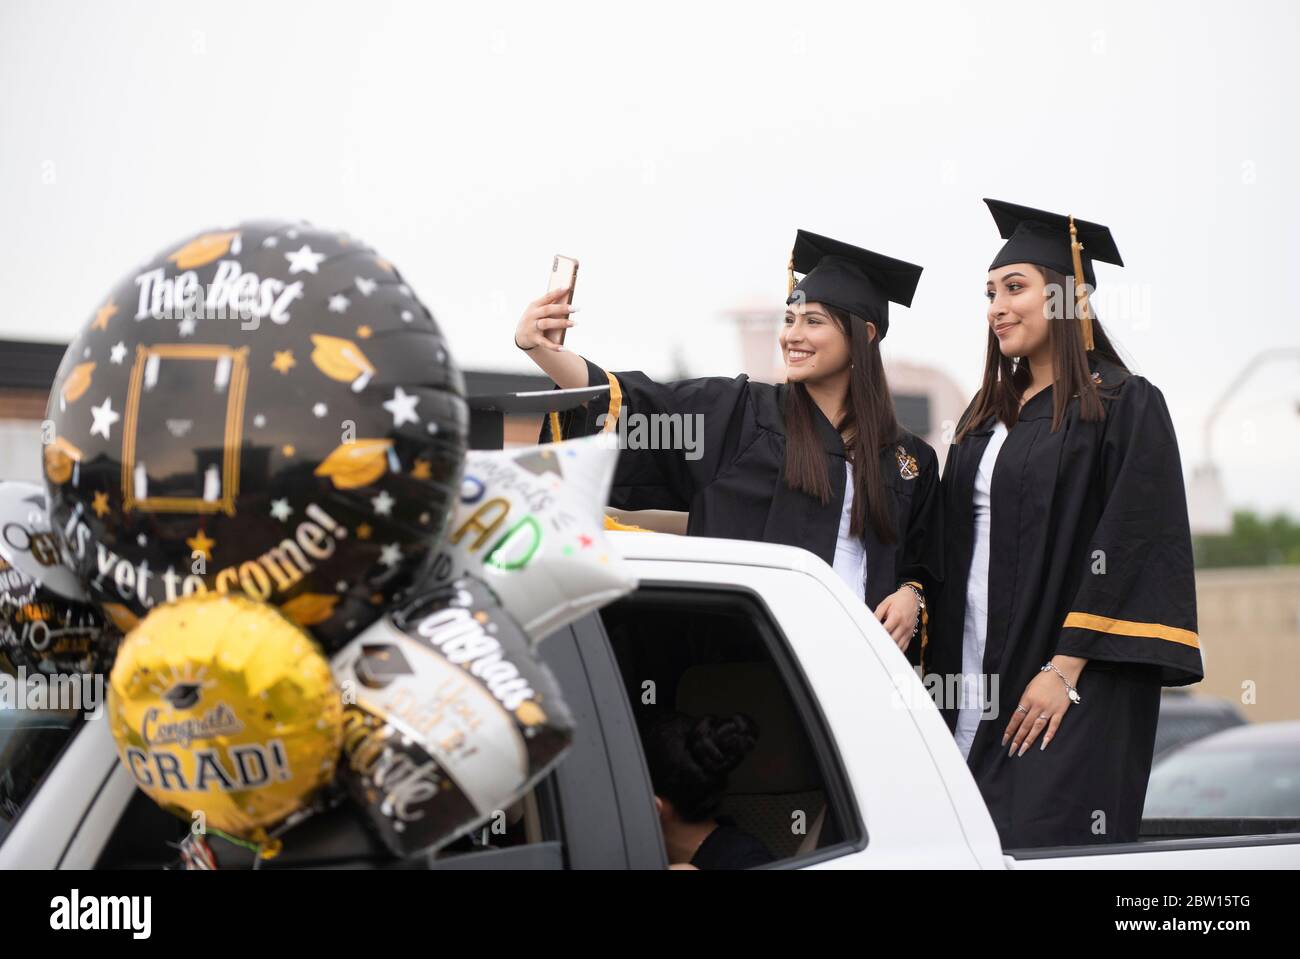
1068 216 1096 351
543 372 642 532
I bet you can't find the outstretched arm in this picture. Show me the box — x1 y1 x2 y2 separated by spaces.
513 286 588 389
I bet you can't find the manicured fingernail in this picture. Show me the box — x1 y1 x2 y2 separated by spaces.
1018 742 1028 757
1009 743 1016 757
1001 735 1008 746
1040 740 1048 751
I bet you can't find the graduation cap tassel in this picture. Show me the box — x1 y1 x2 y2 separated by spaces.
787 253 795 298
1068 216 1096 352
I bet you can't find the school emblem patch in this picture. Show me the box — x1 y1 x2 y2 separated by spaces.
896 445 919 480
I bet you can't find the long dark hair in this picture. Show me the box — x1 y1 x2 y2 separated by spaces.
955 265 1128 443
782 306 900 543
643 712 759 822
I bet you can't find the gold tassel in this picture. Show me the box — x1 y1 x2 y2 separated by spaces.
604 514 646 532
787 253 795 298
1068 216 1095 351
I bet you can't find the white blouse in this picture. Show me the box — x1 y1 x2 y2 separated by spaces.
831 460 867 602
955 421 1010 760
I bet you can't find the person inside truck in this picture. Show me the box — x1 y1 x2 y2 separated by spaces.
514 231 943 669
927 199 1204 849
641 711 776 869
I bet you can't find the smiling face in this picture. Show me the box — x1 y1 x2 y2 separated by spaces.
985 263 1052 360
780 300 865 383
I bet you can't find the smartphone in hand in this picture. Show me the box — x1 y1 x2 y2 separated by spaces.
546 255 579 345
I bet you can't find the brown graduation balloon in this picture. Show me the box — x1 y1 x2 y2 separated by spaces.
332 577 574 857
0 481 120 675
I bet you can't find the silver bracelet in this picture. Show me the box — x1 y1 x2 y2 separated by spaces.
899 582 925 639
1040 662 1082 704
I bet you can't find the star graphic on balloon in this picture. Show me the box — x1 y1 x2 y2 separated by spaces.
285 244 326 274
89 397 120 440
271 350 296 374
355 276 377 297
178 317 196 337
383 386 420 427
253 413 266 428
379 543 402 568
91 490 110 518
262 235 279 248
312 402 328 418
328 295 350 313
371 490 394 516
411 459 432 480
109 342 127 364
400 310 413 323
356 325 373 339
91 301 118 331
269 498 292 522
186 530 215 560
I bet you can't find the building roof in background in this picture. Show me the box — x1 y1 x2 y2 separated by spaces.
0 340 553 397
0 340 66 391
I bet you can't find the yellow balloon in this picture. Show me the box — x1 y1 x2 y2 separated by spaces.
107 593 342 846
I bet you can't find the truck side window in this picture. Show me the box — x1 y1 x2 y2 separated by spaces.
99 770 564 869
0 710 83 848
600 587 861 866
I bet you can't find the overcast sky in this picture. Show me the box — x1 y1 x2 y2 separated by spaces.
2 0 1297 514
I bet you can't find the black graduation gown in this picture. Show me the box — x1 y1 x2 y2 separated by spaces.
540 357 943 662
928 355 1204 849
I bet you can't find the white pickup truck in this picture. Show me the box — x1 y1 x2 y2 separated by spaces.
3 530 1298 870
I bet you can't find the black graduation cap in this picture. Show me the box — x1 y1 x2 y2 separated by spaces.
356 642 414 689
985 199 1123 289
163 682 203 710
467 385 610 450
786 230 923 338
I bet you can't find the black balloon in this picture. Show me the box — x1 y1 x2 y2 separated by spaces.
332 577 574 858
0 481 120 674
42 222 467 650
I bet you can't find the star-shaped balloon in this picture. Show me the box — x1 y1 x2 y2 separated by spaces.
415 435 637 646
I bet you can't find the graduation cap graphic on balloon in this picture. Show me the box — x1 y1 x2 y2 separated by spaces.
163 681 204 711
355 642 414 690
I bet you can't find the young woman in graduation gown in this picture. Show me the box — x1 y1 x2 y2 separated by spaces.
512 231 943 665
927 200 1204 849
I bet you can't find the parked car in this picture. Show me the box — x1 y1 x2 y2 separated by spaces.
1142 721 1300 836
3 532 1299 869
1153 689 1247 760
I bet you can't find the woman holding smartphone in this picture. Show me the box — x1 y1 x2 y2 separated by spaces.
513 231 942 665
927 200 1204 848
